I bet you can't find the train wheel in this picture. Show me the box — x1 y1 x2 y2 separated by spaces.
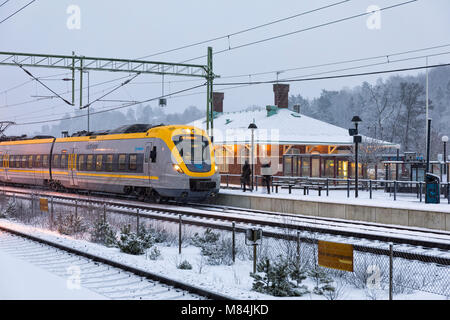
151 190 161 204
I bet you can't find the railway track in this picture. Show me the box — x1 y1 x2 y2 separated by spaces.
1 185 450 265
0 224 231 300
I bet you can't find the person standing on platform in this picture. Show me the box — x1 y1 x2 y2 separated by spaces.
241 160 251 192
261 158 272 194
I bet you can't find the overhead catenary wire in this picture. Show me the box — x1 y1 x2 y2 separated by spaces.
80 72 141 109
3 41 447 110
14 83 207 126
13 61 450 126
9 49 450 122
14 62 73 106
136 0 351 60
181 0 419 63
214 62 450 86
0 0 11 8
0 0 36 25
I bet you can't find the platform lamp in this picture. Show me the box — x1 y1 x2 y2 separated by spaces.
350 116 362 198
395 145 400 181
248 122 258 191
443 135 449 184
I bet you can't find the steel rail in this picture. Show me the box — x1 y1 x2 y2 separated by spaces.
0 224 232 300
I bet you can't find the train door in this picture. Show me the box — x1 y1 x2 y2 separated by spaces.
145 142 153 184
4 153 10 181
70 149 78 186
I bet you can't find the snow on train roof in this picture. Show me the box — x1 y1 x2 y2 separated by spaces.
189 107 395 146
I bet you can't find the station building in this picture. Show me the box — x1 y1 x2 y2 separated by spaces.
189 84 398 184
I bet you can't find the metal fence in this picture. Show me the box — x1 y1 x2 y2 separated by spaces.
220 173 450 204
1 192 448 299
258 232 450 299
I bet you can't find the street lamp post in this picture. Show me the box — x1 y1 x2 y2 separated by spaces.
443 135 449 184
248 123 257 191
395 145 400 181
350 116 362 198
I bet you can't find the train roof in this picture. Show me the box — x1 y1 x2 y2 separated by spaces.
0 124 208 146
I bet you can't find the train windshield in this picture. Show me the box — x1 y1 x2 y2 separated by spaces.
172 134 211 172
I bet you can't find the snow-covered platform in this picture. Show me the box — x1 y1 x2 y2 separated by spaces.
211 187 450 231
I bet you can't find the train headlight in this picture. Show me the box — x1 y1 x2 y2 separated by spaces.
215 164 219 172
172 164 184 173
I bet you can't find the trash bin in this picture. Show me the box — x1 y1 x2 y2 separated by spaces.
425 173 440 204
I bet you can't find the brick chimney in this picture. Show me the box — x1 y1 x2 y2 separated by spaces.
213 92 224 113
273 84 289 108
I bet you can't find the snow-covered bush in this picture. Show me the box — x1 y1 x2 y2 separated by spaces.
1 198 17 218
191 228 234 265
147 246 161 260
117 224 154 255
191 228 220 247
251 257 309 297
177 260 192 270
308 266 335 296
90 218 117 247
56 213 87 235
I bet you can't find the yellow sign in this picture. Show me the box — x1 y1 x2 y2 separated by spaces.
39 198 49 212
318 240 353 272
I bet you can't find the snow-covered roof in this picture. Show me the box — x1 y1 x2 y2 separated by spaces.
189 107 396 147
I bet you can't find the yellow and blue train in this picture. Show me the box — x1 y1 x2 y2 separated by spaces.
0 124 220 202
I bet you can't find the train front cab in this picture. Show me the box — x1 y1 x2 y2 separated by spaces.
149 126 220 202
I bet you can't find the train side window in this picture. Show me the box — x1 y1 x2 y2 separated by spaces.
35 155 41 168
60 154 67 169
96 155 103 171
86 154 94 171
53 154 60 169
42 155 49 168
106 154 113 172
28 155 33 168
118 154 126 171
21 155 27 168
144 146 150 163
150 146 157 163
16 156 21 168
78 155 85 171
129 154 137 171
0 155 3 168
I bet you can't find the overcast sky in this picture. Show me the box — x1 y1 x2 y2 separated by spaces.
1 0 449 136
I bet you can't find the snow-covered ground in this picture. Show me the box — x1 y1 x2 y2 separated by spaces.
220 185 450 213
0 247 106 300
0 219 446 300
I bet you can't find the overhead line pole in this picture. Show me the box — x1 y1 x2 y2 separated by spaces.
72 51 75 105
207 46 214 142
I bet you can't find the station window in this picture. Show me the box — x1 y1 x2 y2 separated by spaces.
53 154 60 169
86 154 94 171
78 155 85 171
96 155 103 171
118 154 126 171
129 154 137 171
105 154 113 172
